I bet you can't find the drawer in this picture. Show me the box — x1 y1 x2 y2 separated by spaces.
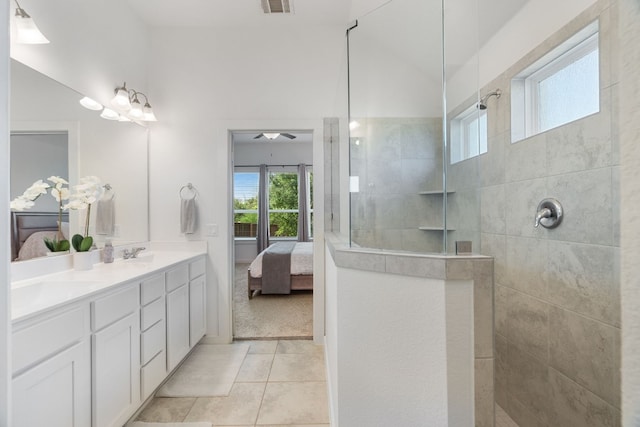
141 319 165 365
141 296 165 331
13 305 89 374
141 350 166 400
92 284 139 332
189 257 206 280
166 264 189 293
141 274 165 305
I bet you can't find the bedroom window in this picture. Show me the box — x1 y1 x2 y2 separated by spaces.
233 167 313 239
234 171 259 237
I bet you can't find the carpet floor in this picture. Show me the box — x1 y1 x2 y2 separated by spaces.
233 263 313 339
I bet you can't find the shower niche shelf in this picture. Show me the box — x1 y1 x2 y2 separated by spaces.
418 189 456 195
418 226 456 231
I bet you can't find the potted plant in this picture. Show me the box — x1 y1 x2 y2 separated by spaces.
65 175 104 270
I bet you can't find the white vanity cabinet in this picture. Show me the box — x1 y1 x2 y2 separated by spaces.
91 283 141 427
189 257 206 346
12 305 91 427
166 264 190 372
140 273 167 400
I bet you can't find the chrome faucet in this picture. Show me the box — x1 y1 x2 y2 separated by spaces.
123 247 146 259
534 208 552 228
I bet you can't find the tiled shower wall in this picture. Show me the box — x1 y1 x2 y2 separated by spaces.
465 1 620 426
349 117 444 252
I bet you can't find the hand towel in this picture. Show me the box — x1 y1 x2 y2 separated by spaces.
95 196 115 235
181 198 197 234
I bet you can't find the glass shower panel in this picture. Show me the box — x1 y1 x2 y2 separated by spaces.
348 0 446 253
443 0 481 254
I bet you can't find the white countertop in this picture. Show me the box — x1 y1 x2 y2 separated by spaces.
11 249 206 323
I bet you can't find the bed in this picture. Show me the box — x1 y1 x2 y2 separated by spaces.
11 211 69 261
247 241 313 299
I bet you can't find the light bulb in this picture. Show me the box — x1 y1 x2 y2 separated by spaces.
349 120 360 131
263 133 280 140
111 87 131 110
100 108 119 120
129 98 143 119
12 6 49 44
79 97 103 111
142 103 157 122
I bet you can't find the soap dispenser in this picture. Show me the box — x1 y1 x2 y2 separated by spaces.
103 240 114 263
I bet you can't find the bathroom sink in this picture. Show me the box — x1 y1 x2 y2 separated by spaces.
123 251 154 264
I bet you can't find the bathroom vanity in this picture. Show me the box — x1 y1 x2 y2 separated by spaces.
10 250 207 427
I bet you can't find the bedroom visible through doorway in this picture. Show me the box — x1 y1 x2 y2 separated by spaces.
231 130 314 339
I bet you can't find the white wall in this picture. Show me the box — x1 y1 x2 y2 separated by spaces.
447 0 597 107
10 0 149 108
148 25 344 342
0 0 10 423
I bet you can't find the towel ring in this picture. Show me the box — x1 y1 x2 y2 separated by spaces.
101 184 115 201
180 183 197 200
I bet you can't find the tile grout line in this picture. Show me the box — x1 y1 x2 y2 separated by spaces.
252 339 279 426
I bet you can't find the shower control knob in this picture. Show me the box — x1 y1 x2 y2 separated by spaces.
534 198 563 229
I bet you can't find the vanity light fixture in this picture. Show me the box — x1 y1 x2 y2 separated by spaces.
100 108 120 121
263 133 280 140
79 96 103 111
12 0 49 44
111 82 157 122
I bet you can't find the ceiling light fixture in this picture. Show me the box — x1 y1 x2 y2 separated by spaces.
12 0 49 44
110 82 157 122
263 133 280 140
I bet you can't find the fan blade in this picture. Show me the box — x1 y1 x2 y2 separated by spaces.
281 133 296 139
253 133 264 139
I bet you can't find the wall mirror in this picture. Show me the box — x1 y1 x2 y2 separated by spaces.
10 59 149 262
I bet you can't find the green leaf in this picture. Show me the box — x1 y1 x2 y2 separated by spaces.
43 237 55 252
58 239 70 251
79 236 93 252
71 234 84 251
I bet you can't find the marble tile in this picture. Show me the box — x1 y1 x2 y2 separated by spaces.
400 229 444 253
504 178 547 238
333 250 386 272
269 353 326 382
507 344 549 425
546 240 619 326
546 168 613 246
475 358 495 427
401 158 440 194
245 340 278 354
506 289 549 362
505 133 547 183
612 165 620 246
481 184 506 234
235 354 274 382
506 395 547 427
495 334 508 409
504 236 547 299
451 189 481 233
184 383 265 425
548 368 618 427
257 382 329 425
549 306 620 408
448 156 479 191
276 339 323 354
473 260 494 358
400 118 442 160
495 285 508 337
135 397 196 423
446 259 473 279
480 131 507 187
481 233 506 286
385 255 446 279
545 92 612 176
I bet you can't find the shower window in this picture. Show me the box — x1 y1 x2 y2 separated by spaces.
511 21 599 142
451 106 487 164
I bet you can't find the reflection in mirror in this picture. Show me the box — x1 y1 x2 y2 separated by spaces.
10 59 149 262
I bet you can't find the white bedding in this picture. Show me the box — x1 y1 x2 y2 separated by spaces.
16 231 58 261
249 242 313 278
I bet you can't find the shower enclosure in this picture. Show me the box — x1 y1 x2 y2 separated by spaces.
346 0 482 254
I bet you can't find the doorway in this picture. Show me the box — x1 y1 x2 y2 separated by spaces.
231 130 314 339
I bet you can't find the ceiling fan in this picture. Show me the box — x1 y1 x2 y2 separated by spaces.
253 132 296 140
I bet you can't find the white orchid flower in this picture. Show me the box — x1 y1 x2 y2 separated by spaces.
22 180 49 200
47 176 68 186
10 197 35 211
63 198 88 211
51 187 70 202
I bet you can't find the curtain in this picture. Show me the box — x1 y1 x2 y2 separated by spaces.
297 163 310 242
257 164 270 253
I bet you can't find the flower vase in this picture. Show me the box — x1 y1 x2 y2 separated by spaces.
73 251 93 271
46 250 69 257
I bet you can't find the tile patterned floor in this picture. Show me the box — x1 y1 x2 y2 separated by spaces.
496 404 519 427
135 340 330 427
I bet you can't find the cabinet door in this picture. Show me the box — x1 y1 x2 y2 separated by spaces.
13 341 90 427
93 312 140 427
166 284 190 371
189 276 206 347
